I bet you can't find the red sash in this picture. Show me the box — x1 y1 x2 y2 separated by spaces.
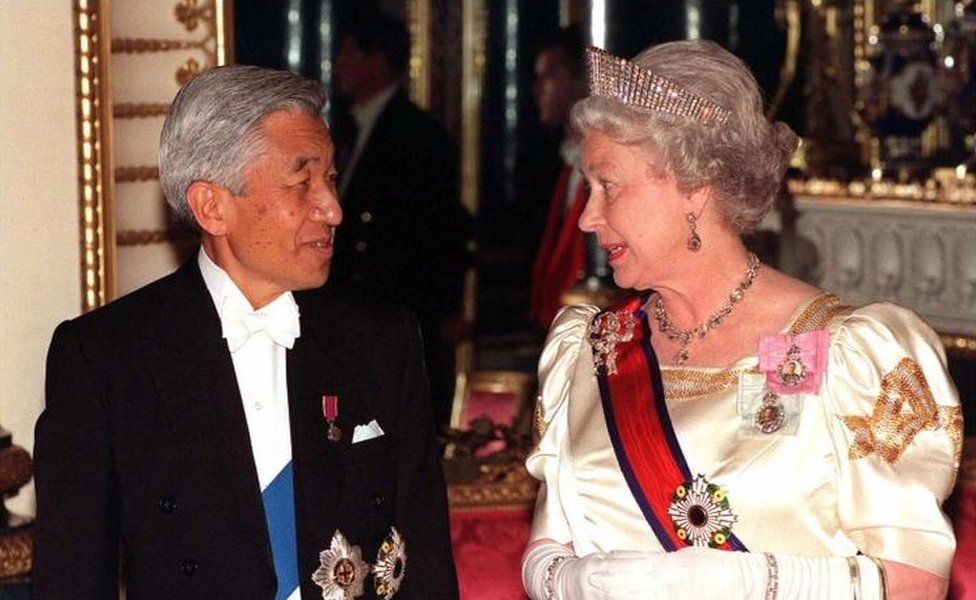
593 296 747 552
530 165 588 328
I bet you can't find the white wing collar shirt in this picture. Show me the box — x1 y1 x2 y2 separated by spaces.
197 248 299 496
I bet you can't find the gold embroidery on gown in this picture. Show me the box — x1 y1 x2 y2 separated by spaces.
840 357 961 465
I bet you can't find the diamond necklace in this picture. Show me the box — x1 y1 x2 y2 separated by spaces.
651 252 761 365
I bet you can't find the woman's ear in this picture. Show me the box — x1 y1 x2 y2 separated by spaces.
688 186 711 220
186 181 231 236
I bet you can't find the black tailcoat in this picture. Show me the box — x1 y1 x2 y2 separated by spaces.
33 260 458 599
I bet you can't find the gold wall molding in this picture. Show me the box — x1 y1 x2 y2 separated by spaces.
114 102 169 119
407 0 432 110
460 0 485 216
74 0 117 312
176 0 212 33
788 174 976 206
176 57 202 85
110 37 204 54
116 229 198 247
115 165 159 182
941 334 976 359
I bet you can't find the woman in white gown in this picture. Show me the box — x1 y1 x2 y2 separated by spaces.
522 40 961 600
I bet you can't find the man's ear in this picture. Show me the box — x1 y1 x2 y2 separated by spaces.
186 181 232 236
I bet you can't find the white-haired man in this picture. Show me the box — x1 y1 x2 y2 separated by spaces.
34 65 457 599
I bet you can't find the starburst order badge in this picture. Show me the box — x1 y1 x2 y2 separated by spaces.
667 474 738 548
312 530 370 600
373 527 407 599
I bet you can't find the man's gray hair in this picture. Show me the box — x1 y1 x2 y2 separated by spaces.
158 65 327 226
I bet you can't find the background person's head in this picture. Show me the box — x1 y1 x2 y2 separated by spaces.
533 26 586 129
571 39 798 235
334 11 410 105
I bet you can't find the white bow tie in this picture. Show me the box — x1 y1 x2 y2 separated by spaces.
220 294 301 352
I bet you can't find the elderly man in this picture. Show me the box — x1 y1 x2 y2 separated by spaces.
33 65 457 599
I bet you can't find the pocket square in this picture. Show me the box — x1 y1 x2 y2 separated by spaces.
351 419 385 444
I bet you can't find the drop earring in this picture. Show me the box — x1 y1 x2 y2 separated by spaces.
686 212 702 252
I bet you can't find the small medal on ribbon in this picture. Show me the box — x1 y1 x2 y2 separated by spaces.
323 394 342 442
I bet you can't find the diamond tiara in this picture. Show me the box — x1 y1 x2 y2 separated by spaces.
584 46 731 126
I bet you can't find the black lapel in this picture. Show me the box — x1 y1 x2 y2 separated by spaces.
141 260 273 572
288 289 370 589
343 92 408 202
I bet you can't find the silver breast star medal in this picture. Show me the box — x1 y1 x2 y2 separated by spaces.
777 342 807 387
312 530 370 599
322 394 342 442
753 390 786 434
373 527 407 599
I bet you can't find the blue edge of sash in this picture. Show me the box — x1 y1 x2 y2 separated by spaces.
263 462 300 598
596 295 747 553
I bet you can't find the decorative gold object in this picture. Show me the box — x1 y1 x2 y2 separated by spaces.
176 57 202 86
788 173 976 205
74 0 117 311
111 37 203 54
115 165 159 183
407 0 432 110
175 0 212 33
840 357 960 464
585 47 731 126
114 102 170 119
447 460 538 509
662 368 745 401
460 0 486 215
116 229 198 247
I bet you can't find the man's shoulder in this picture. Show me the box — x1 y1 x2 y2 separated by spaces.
61 264 197 342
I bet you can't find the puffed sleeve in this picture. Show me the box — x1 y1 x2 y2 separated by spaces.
824 303 961 577
526 305 600 545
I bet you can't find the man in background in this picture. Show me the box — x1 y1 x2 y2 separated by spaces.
527 26 609 329
34 65 457 599
332 10 469 431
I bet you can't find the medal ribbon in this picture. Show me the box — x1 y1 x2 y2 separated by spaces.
322 395 338 423
595 295 747 552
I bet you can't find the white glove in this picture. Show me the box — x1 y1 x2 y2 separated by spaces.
522 540 660 600
637 546 885 600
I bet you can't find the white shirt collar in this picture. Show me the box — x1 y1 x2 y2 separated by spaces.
559 136 581 168
350 84 398 134
197 247 298 320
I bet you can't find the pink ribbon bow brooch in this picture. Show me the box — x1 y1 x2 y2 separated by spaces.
758 330 829 395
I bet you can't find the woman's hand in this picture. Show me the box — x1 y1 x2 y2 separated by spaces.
522 540 660 600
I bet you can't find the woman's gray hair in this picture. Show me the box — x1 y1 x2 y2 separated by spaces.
571 40 797 234
158 65 327 226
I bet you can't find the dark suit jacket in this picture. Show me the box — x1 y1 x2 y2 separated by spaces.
331 90 468 318
33 260 458 599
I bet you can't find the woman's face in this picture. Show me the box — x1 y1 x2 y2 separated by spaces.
578 129 692 291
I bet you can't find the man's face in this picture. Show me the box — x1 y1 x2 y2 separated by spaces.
334 36 385 100
533 48 583 128
219 109 342 306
